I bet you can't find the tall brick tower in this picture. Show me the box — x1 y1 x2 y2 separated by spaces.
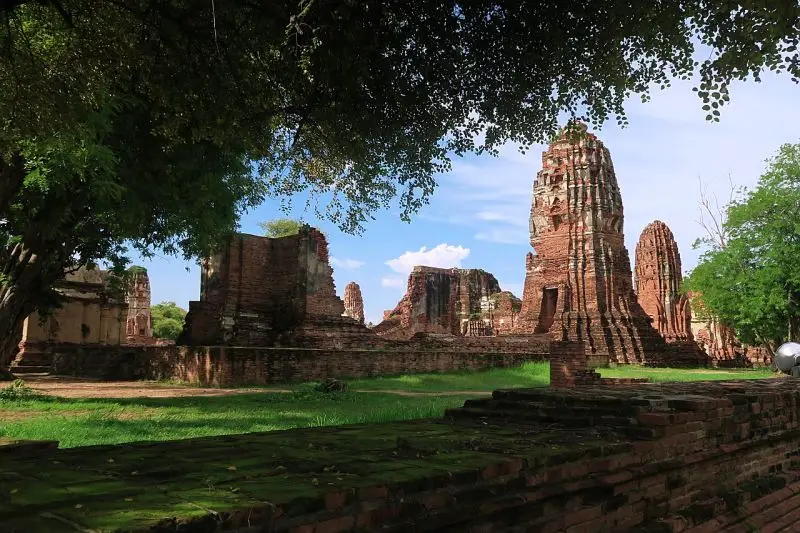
125 267 153 343
517 123 699 364
634 220 693 343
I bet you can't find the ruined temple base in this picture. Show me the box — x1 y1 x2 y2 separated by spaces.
554 311 709 368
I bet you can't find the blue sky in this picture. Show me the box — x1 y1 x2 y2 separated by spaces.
132 70 800 326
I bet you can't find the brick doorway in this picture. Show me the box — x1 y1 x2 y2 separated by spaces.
534 287 558 333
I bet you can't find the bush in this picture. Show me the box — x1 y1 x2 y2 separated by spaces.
0 379 43 401
151 301 187 340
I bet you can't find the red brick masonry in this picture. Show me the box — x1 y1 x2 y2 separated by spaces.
13 370 800 532
48 337 550 385
550 341 651 387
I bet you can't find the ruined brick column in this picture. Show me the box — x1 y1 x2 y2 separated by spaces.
634 221 693 342
125 267 153 343
374 267 502 339
178 226 376 347
549 341 592 388
342 282 365 325
516 122 702 365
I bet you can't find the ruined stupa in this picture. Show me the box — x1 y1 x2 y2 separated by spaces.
342 282 365 325
374 267 503 339
125 267 153 343
634 221 693 342
515 122 704 365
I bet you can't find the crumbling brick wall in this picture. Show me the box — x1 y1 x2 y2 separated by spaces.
179 227 346 346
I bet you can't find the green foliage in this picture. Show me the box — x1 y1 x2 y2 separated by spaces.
1 0 799 361
687 143 800 349
151 301 187 340
0 379 43 401
259 218 302 238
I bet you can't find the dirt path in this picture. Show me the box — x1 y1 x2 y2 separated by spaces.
3 375 486 399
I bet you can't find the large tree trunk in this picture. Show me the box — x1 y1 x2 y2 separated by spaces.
0 241 66 375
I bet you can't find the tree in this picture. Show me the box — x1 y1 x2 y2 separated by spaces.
151 302 188 341
686 143 800 353
1 1 799 371
259 219 302 238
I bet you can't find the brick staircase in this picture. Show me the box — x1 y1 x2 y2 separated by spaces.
445 386 661 439
9 348 52 375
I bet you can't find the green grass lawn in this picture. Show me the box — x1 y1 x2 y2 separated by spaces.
0 364 777 448
347 361 775 392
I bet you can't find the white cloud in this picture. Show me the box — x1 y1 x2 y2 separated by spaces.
329 257 364 270
381 277 405 288
385 243 471 274
474 229 529 245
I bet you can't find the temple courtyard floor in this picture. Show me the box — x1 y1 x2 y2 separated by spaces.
0 363 775 448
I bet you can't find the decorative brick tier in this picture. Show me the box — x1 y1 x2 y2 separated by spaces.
5 377 800 532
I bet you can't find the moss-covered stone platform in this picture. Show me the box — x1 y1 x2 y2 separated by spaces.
3 380 800 532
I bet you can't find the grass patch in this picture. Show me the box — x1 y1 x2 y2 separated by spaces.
0 364 777 448
0 389 468 448
599 365 775 383
348 362 775 393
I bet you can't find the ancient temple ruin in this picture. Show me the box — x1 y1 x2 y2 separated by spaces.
374 267 510 339
515 123 703 365
11 267 128 374
689 292 771 367
634 220 693 342
342 282 365 325
178 226 368 346
125 267 154 344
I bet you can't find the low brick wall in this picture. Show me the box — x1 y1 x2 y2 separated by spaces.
50 343 548 385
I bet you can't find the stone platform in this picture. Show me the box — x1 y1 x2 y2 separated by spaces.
3 378 800 532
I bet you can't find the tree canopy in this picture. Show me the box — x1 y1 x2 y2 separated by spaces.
686 143 800 352
1 0 799 367
259 218 303 239
150 302 188 341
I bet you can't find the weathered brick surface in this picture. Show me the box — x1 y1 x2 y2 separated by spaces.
515 123 706 367
689 292 773 368
8 377 800 532
342 282 364 325
50 337 550 385
125 268 154 344
634 221 693 343
375 266 506 338
179 227 359 346
12 266 128 374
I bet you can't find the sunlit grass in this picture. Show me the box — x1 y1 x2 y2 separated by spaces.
0 362 777 448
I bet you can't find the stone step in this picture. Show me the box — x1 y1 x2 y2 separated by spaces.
9 366 51 374
490 388 652 413
12 353 53 365
462 398 641 419
445 406 639 430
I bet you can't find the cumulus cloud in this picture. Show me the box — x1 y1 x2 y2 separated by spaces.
329 257 365 270
380 277 405 288
385 244 471 274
